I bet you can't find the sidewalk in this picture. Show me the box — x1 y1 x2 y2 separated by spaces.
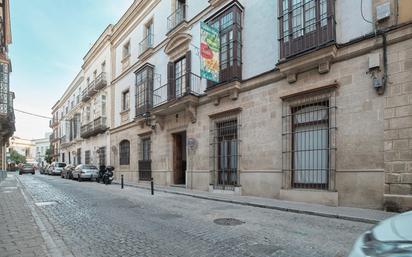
115 180 395 224
0 173 48 257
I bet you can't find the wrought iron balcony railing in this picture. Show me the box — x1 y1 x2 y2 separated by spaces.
167 5 186 32
139 33 154 56
94 72 107 91
153 72 202 108
80 116 108 139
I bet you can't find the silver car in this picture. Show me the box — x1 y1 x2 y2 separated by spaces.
348 210 412 257
50 162 66 175
73 164 99 182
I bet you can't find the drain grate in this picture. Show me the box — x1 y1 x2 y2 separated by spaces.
35 201 58 207
213 218 245 226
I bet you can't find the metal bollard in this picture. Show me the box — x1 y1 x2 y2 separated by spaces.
121 175 124 189
151 177 154 195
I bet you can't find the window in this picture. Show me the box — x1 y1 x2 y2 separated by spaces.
174 57 186 97
98 147 106 166
123 41 130 59
167 51 192 101
122 90 130 111
85 150 91 165
93 70 97 80
86 106 91 122
208 4 242 87
282 90 337 190
119 140 130 165
101 95 107 117
101 61 106 72
145 20 154 47
77 148 81 165
141 138 151 161
139 137 152 181
279 0 335 59
167 0 186 31
135 65 154 116
210 114 241 190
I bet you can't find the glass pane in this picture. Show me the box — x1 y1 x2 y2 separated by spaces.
292 0 303 38
304 0 316 33
320 0 328 27
293 124 328 184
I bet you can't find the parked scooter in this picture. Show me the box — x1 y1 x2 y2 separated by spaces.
102 166 114 185
96 165 114 185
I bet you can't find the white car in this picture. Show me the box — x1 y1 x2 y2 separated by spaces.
348 211 412 257
72 164 99 182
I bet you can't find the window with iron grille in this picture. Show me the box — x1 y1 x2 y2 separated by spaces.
207 2 242 88
282 90 336 190
139 137 152 181
77 148 81 165
278 0 335 59
210 114 241 190
99 147 106 166
135 64 154 117
119 140 130 165
85 150 91 165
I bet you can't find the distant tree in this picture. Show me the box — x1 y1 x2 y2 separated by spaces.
9 150 26 164
44 148 52 164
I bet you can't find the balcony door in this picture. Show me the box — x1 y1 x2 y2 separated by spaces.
167 51 191 100
175 57 186 98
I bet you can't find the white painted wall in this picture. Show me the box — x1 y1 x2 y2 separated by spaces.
336 0 374 43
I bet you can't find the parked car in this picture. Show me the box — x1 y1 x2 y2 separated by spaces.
61 164 75 179
348 210 412 257
49 162 66 176
72 164 99 182
19 163 35 175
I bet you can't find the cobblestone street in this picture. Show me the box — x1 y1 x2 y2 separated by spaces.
1 173 372 257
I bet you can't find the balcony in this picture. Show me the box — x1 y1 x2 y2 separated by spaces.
278 0 335 60
49 133 59 143
94 72 107 91
167 5 187 33
153 72 202 108
151 73 201 123
81 87 90 102
87 81 97 98
139 33 154 58
80 116 108 139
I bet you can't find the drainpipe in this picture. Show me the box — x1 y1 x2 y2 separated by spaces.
377 31 388 95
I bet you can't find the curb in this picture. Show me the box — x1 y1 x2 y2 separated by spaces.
113 182 381 224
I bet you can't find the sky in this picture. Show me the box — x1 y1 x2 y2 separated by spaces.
9 0 134 140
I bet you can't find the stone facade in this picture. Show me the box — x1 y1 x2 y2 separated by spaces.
383 37 412 211
52 0 412 211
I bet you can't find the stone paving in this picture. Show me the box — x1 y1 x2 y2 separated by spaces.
116 181 395 224
12 173 374 257
0 173 48 257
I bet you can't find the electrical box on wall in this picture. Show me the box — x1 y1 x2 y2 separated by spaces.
376 2 391 21
369 53 380 70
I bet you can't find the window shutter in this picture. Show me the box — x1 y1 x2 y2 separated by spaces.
185 50 191 92
167 62 175 100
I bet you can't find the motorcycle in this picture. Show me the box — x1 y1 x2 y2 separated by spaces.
96 165 114 185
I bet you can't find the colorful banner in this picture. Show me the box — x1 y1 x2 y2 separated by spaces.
200 22 220 83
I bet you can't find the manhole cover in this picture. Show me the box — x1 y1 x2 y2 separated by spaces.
2 187 17 190
35 201 58 206
213 218 245 226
